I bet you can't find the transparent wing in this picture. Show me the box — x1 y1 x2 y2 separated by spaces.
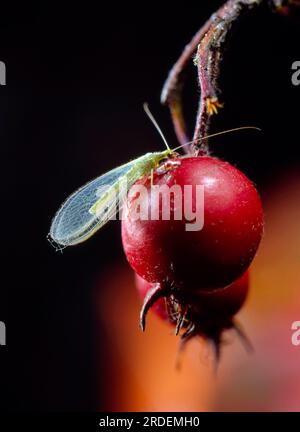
49 158 144 247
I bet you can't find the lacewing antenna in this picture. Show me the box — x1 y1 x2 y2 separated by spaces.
143 103 171 151
172 126 262 152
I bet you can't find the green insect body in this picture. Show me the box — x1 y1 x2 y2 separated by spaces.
49 149 173 248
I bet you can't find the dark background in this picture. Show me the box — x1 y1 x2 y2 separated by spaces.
0 1 299 411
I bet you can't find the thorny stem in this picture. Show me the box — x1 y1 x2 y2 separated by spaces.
192 0 264 154
161 0 297 155
161 21 212 148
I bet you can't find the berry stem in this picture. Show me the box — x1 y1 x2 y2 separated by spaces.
161 20 211 149
192 0 264 155
161 0 295 155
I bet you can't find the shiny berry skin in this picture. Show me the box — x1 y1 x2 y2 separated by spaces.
122 156 263 292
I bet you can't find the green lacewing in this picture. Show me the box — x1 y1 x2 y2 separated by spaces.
49 104 260 249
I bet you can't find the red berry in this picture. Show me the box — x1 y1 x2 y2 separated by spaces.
197 270 249 319
122 156 263 292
